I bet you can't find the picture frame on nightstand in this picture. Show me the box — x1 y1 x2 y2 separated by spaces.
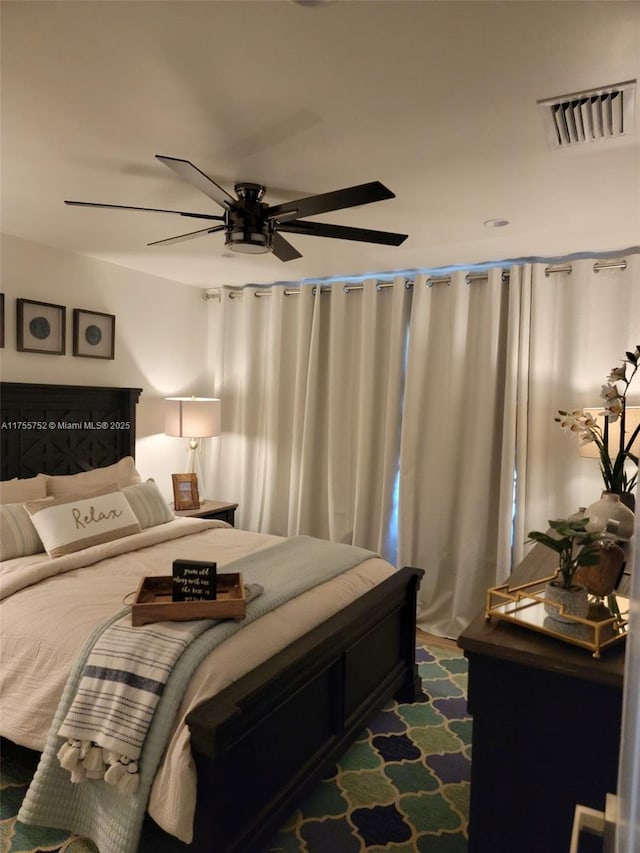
172 473 200 511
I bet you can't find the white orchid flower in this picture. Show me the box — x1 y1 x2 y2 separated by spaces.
578 429 596 445
607 365 626 383
603 397 624 421
600 383 620 401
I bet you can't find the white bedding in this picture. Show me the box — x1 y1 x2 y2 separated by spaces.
0 517 395 843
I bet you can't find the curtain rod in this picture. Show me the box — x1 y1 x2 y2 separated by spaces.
544 259 628 277
203 257 629 300
210 274 490 299
205 272 498 300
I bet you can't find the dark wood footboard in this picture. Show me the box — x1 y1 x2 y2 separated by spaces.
184 565 424 853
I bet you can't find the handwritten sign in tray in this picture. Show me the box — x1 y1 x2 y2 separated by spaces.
131 573 246 626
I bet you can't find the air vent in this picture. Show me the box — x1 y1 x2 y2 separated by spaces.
537 80 636 149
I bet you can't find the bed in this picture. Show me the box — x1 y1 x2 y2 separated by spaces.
0 381 424 853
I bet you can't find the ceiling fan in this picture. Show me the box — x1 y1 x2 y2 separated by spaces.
64 154 408 262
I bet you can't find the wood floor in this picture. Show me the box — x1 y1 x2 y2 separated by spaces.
416 628 460 652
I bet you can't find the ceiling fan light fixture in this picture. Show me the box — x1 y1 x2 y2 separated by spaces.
225 228 272 254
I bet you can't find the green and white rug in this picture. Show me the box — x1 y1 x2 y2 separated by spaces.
1 643 470 852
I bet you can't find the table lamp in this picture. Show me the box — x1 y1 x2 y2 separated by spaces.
165 396 221 496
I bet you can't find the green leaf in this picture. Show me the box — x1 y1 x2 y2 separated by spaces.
526 531 564 552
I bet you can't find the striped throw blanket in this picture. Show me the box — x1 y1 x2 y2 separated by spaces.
56 585 263 793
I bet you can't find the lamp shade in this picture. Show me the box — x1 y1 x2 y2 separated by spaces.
164 397 221 438
579 406 640 459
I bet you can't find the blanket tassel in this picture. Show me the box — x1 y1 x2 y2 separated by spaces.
82 743 106 779
118 763 140 794
58 739 140 792
104 761 126 785
105 756 140 793
57 739 82 771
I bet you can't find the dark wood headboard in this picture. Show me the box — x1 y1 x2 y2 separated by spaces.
0 382 142 479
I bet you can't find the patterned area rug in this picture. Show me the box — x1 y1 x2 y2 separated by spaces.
1 643 470 853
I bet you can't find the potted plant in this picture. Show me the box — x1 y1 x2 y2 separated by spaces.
526 517 609 622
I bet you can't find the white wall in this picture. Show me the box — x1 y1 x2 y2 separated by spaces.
0 233 214 500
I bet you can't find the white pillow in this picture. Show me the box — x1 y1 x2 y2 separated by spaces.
0 474 48 504
45 457 142 499
122 479 175 529
25 486 142 558
0 502 47 561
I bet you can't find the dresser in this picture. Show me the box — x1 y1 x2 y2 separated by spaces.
458 545 625 853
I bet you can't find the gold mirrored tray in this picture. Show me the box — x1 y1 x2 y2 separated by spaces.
485 574 629 658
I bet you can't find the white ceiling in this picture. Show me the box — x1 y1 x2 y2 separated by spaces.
2 0 639 288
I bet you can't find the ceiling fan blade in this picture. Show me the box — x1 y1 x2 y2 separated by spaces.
272 232 302 262
147 224 225 247
64 200 224 221
266 181 395 222
278 219 408 246
156 155 237 210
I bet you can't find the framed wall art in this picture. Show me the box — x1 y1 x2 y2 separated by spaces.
73 308 115 359
17 298 66 355
172 473 200 511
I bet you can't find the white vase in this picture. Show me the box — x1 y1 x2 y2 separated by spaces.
585 492 635 541
544 580 589 623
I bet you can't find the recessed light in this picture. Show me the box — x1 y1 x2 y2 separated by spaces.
483 218 510 228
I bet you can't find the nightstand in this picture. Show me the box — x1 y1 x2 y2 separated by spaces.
172 499 238 526
459 544 624 853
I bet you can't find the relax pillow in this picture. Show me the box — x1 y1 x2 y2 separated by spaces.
0 474 48 504
25 486 142 558
0 501 47 561
122 479 175 529
45 457 142 498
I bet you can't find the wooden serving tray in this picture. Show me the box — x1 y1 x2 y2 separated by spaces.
131 572 246 626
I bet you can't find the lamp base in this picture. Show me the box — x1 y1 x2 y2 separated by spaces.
186 443 205 502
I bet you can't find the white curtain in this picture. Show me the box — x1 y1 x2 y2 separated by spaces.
207 279 411 559
513 256 640 563
394 256 639 638
207 253 638 641
207 283 315 534
396 269 518 637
